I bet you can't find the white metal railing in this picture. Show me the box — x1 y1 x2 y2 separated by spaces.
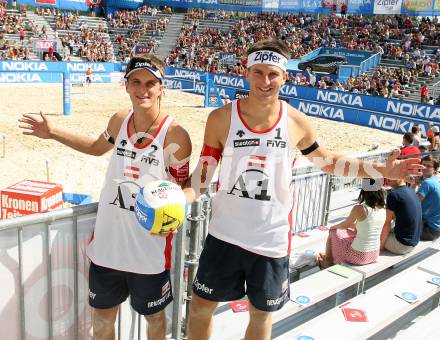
0 169 352 339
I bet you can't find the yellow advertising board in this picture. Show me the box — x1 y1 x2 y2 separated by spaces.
403 0 433 10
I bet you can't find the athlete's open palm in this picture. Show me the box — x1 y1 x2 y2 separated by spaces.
384 149 424 180
18 111 53 139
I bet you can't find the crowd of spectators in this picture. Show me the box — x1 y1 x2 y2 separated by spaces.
59 26 113 62
107 5 168 62
288 65 419 99
185 8 232 20
166 12 440 101
0 4 34 60
35 6 79 31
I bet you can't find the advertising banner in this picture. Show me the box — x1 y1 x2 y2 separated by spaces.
35 0 56 4
373 0 402 13
35 40 56 51
348 0 364 13
165 67 438 137
0 60 122 73
0 71 114 83
134 44 152 55
402 0 433 11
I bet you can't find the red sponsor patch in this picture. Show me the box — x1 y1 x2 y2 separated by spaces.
341 308 368 322
229 300 249 313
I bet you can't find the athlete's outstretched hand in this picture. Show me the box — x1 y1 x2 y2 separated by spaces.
382 149 424 181
18 111 53 139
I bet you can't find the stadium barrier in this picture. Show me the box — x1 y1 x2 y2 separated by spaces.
0 146 394 339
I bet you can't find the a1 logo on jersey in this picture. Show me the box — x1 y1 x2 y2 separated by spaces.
227 155 271 201
267 128 286 148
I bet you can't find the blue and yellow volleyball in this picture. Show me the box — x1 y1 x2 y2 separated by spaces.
134 180 187 235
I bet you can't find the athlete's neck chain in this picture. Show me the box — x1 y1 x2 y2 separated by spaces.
132 111 160 145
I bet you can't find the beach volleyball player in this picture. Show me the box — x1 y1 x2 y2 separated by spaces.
18 55 191 340
184 39 423 340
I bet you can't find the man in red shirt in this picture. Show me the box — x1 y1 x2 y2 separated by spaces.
420 84 429 104
400 132 421 159
19 29 25 44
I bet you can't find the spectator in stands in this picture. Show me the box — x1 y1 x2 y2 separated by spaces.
380 178 422 254
430 126 440 151
420 83 429 104
411 126 422 147
341 3 347 17
427 122 435 145
317 179 386 268
400 132 421 158
417 155 440 240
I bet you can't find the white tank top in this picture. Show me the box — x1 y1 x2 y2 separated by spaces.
209 99 295 258
351 204 386 253
87 112 175 274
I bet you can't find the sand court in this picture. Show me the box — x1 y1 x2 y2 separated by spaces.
0 83 403 201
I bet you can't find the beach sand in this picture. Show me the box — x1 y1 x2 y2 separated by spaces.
0 83 403 201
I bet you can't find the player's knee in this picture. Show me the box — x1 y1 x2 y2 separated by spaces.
92 309 116 338
249 307 271 323
145 309 166 325
189 294 217 319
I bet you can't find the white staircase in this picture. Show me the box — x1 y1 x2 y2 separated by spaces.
155 13 185 61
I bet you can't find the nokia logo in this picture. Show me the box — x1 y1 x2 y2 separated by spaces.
233 139 260 148
163 79 182 90
1 61 49 71
368 115 427 136
386 101 440 120
66 63 106 72
316 91 363 107
279 84 298 97
0 73 42 82
213 75 245 88
298 102 345 120
173 69 201 81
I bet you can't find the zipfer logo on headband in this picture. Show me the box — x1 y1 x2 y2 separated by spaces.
134 62 157 69
125 61 163 81
247 50 288 71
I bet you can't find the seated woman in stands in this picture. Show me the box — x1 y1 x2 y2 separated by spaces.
317 179 386 268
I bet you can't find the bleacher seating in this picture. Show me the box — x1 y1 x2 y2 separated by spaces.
274 249 440 339
209 185 440 339
394 305 440 340
0 9 38 60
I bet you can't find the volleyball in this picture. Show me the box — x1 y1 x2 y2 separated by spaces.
134 180 187 235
